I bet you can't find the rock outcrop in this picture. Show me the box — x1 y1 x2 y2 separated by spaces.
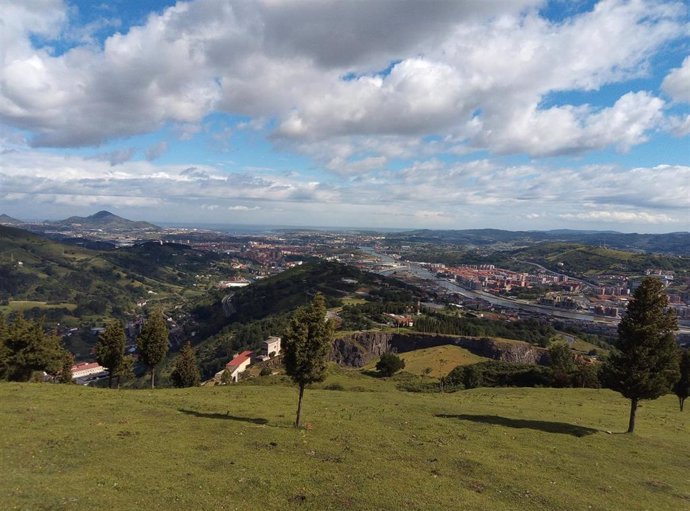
331 331 548 367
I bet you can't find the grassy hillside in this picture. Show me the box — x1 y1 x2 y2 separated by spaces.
2 381 688 510
512 242 689 275
398 345 489 377
0 226 234 324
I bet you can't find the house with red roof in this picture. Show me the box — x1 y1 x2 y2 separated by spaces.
215 350 253 383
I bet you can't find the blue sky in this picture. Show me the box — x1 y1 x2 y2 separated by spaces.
0 0 688 232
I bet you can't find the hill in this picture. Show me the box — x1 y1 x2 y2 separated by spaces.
187 260 427 378
511 242 690 275
392 229 690 255
48 210 160 231
0 213 23 225
0 226 236 354
1 382 688 510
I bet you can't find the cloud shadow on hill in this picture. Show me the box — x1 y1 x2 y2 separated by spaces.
178 409 268 425
436 413 598 437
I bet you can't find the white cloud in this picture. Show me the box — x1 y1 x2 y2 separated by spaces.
559 211 680 224
0 0 685 156
228 205 260 211
663 55 690 103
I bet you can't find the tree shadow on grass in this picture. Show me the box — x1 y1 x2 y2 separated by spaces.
178 409 268 425
436 414 598 437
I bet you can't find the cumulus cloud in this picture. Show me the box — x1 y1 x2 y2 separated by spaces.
663 55 690 103
0 0 686 157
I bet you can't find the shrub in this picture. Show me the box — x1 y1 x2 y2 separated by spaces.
376 352 405 377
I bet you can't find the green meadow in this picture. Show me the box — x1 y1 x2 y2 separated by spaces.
1 376 689 511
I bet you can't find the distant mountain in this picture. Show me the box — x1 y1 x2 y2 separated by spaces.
49 210 160 231
0 214 23 226
391 229 690 255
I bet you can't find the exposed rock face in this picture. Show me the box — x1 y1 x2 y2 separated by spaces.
331 331 548 367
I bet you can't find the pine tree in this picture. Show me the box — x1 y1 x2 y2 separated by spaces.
4 316 70 381
95 321 126 388
113 355 135 388
283 293 333 428
136 309 169 388
603 278 680 433
673 349 690 412
170 342 201 388
0 314 9 380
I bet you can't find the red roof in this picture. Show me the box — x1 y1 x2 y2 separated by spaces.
71 362 102 372
226 350 252 368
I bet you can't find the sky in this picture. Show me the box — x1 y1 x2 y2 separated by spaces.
0 0 688 233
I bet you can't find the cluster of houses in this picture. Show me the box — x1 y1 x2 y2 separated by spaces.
70 335 283 386
214 336 282 383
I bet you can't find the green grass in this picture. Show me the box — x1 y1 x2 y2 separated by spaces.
398 345 488 377
1 300 77 312
1 381 689 511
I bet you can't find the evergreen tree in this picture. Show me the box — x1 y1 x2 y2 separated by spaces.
548 342 576 387
603 278 680 433
376 352 405 377
0 314 9 380
57 351 75 383
113 355 135 388
283 293 333 428
673 349 690 412
95 321 126 388
170 342 200 388
4 315 70 381
136 309 169 388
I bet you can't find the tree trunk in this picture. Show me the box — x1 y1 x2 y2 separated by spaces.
627 397 639 433
680 396 685 412
151 368 155 389
294 382 305 428
108 372 113 389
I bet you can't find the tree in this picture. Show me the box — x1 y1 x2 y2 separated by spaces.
283 293 333 428
95 321 126 388
113 355 135 388
376 352 405 377
673 349 690 411
548 342 576 387
136 309 169 388
4 315 71 382
170 342 200 388
603 278 680 433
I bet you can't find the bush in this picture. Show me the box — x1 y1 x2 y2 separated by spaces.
259 366 272 377
376 352 405 377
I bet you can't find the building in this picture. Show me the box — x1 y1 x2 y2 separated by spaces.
71 362 108 382
263 336 281 358
220 350 253 383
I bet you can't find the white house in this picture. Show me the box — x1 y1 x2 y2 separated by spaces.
263 336 281 358
217 350 253 383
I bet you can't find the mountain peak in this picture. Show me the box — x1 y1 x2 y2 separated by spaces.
90 210 117 219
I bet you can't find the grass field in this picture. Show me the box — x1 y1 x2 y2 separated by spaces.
398 345 488 377
0 301 77 313
1 378 689 511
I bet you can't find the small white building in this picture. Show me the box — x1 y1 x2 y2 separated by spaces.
263 336 281 358
217 350 253 383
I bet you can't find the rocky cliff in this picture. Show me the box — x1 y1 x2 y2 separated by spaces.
331 331 548 367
